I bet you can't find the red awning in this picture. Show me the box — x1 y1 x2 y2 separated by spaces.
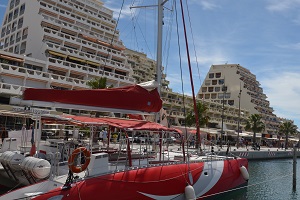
127 114 144 120
60 114 180 133
23 85 162 113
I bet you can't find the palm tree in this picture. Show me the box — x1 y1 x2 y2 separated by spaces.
245 114 265 145
86 77 107 89
185 101 209 128
279 121 298 149
185 101 210 149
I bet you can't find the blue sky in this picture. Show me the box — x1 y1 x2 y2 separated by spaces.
1 0 300 129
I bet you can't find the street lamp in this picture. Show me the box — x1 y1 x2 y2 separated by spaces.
237 83 242 149
220 83 226 148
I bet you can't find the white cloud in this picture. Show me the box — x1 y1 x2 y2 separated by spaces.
190 0 219 10
260 72 300 126
277 43 300 50
114 5 134 19
102 1 134 19
266 0 300 12
200 1 219 10
293 15 300 25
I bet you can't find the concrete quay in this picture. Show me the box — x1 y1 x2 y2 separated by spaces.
207 146 300 160
124 144 300 160
108 142 300 161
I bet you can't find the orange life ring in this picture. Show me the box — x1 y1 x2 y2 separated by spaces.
68 147 91 173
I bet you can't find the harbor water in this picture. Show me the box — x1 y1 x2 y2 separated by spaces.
1 159 300 199
223 158 300 200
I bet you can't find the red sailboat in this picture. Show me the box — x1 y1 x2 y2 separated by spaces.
0 1 248 200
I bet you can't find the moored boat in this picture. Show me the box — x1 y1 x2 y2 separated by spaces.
0 0 249 199
32 157 248 200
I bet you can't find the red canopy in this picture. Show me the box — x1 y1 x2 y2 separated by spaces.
62 115 180 132
23 85 162 113
190 130 199 134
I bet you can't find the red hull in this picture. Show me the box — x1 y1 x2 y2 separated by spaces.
33 158 248 200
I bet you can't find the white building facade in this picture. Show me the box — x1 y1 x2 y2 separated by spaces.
198 64 280 136
0 0 135 102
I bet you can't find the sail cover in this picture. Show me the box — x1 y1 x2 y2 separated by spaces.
23 85 162 113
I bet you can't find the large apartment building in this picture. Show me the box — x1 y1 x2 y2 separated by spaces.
198 64 280 136
0 1 279 137
0 0 135 103
125 49 251 132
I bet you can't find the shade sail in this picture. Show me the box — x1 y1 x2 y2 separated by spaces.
23 85 162 113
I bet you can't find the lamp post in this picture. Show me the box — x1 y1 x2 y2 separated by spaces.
237 83 242 149
220 83 226 148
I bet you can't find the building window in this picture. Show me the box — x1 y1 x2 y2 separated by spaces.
16 31 21 42
222 86 228 92
219 79 224 85
4 37 9 47
20 4 25 15
20 41 26 54
12 21 17 32
18 17 23 28
8 12 13 22
22 27 28 39
225 93 231 99
15 0 20 6
6 25 11 34
208 87 214 92
1 27 6 37
212 80 217 85
198 94 204 99
221 100 227 104
228 100 234 105
215 87 220 92
202 87 207 92
209 73 214 78
9 35 15 42
205 80 210 86
10 0 15 10
13 8 19 18
14 44 20 53
216 72 221 78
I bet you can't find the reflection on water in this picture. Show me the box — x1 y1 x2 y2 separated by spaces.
222 159 300 200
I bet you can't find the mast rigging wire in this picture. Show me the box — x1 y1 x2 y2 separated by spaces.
174 0 188 162
184 0 202 89
162 0 175 75
99 0 126 78
179 0 201 151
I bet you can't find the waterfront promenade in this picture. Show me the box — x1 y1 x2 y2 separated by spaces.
201 145 300 160
110 141 300 161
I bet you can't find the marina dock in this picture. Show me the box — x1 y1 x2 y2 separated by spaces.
203 145 300 160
